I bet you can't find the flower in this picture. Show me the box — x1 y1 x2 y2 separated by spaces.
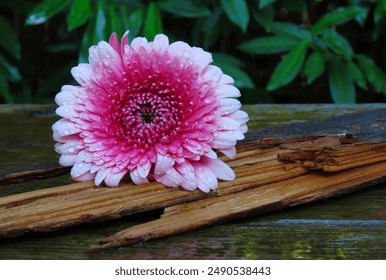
52 31 248 192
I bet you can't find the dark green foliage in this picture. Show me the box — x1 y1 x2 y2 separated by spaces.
0 0 385 104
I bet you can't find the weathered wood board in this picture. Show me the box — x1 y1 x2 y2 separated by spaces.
1 104 386 259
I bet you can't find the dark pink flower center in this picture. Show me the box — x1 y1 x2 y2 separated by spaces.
111 90 183 146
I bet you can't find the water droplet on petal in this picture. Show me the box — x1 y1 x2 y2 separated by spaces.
64 129 70 135
68 147 75 153
206 176 213 183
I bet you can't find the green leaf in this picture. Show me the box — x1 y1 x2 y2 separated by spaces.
107 5 124 38
259 0 276 9
213 53 254 89
0 76 14 104
144 2 163 41
46 41 79 53
347 61 367 90
94 0 107 41
252 4 274 32
67 0 91 30
221 0 249 32
203 7 223 49
267 40 309 91
119 7 144 41
79 1 106 63
357 54 385 93
0 16 21 60
213 53 245 68
328 59 356 103
238 36 300 54
26 0 71 25
318 29 353 60
271 22 311 40
0 53 21 82
311 7 369 34
304 51 326 84
158 0 210 18
374 2 385 24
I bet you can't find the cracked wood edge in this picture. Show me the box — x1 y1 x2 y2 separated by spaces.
88 161 386 252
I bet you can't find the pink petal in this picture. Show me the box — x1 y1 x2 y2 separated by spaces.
108 32 120 54
71 64 92 86
55 85 79 106
130 171 149 185
130 37 149 50
154 154 175 175
175 162 197 190
154 167 185 187
74 171 94 181
104 171 127 187
219 74 234 85
201 157 235 181
191 47 212 68
71 162 92 178
192 164 218 192
54 141 82 155
219 98 241 115
56 105 79 119
215 84 241 98
152 34 169 53
59 154 76 166
52 119 81 140
218 146 237 159
95 169 110 186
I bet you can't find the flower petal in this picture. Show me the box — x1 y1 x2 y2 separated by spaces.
201 157 235 181
154 167 185 187
215 84 241 98
192 163 218 192
130 171 149 185
219 98 241 115
154 154 175 175
95 169 110 186
104 171 127 187
55 85 80 106
59 154 76 166
71 64 92 86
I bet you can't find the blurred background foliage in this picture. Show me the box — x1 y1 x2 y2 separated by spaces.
0 0 386 104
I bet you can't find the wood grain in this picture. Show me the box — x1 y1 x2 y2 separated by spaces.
88 160 386 252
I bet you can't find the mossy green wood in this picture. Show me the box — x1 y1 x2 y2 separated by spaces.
0 104 386 259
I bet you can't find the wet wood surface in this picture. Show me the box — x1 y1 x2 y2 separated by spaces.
1 104 386 259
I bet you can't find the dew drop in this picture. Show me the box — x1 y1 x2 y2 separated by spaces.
63 107 70 113
64 129 70 135
68 147 75 153
206 176 213 183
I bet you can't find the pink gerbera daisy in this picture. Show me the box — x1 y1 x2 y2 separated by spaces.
52 31 248 192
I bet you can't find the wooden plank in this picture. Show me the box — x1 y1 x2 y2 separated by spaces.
0 143 308 237
88 161 386 252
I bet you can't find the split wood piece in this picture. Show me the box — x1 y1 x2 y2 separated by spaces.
0 165 71 186
88 160 386 252
0 143 308 238
278 136 386 172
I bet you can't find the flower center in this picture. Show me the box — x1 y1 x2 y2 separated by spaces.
112 91 182 146
139 103 155 124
